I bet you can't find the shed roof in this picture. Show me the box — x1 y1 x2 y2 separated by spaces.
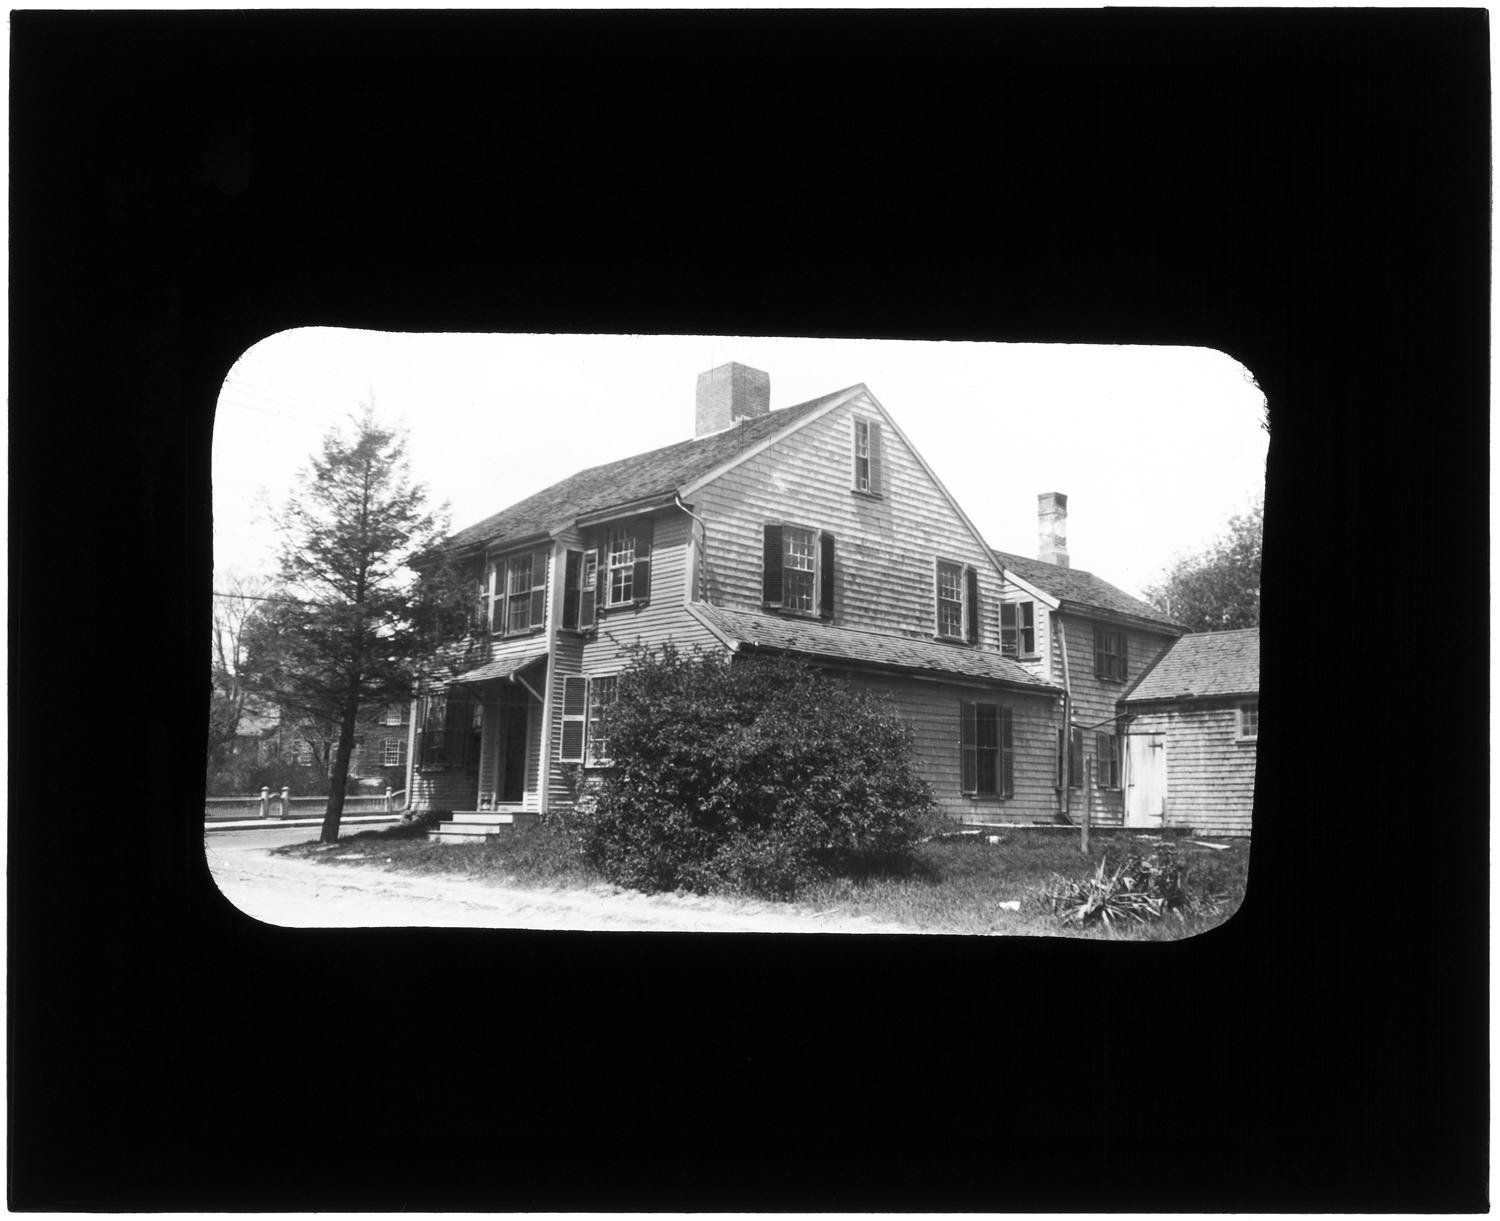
440 388 854 554
689 605 1059 691
1120 627 1260 702
988 547 1181 629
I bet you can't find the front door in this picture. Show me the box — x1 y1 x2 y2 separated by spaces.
500 702 528 804
1125 732 1167 827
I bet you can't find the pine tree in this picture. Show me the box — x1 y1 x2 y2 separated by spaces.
242 407 464 842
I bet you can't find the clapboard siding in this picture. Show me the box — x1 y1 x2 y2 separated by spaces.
839 671 1061 824
693 394 1013 651
1130 702 1256 836
1056 614 1177 827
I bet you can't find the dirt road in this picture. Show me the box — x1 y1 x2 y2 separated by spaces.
203 827 916 933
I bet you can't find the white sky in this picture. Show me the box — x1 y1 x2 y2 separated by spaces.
213 331 1268 601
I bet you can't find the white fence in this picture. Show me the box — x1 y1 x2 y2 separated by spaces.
206 787 408 821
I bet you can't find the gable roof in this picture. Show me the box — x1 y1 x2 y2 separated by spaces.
988 547 1181 630
1121 628 1259 702
689 605 1059 692
440 388 856 555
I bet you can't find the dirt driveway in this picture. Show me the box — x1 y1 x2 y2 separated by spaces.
204 829 916 934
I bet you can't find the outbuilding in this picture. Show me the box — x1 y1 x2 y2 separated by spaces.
1117 628 1259 836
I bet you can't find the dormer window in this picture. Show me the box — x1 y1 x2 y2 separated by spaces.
935 558 979 642
1000 601 1036 657
487 549 550 636
602 518 652 608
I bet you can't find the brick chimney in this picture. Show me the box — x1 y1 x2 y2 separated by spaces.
695 362 770 437
1038 492 1069 567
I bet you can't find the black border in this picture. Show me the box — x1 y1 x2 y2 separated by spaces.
11 9 1489 1211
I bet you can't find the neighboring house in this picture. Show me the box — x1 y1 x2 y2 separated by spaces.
1117 628 1259 836
408 362 1188 838
260 702 413 788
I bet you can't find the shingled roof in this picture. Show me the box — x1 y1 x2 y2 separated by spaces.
440 388 855 555
1121 628 1259 702
988 547 1181 629
689 605 1059 691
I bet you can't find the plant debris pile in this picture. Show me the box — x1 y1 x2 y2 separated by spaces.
1040 840 1230 928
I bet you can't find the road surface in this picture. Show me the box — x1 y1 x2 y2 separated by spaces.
203 825 915 934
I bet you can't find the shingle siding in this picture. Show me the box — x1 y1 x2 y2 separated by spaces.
1128 701 1256 836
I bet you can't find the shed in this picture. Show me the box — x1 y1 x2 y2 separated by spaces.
1117 628 1259 836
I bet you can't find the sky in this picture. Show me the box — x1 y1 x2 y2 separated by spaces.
212 331 1268 602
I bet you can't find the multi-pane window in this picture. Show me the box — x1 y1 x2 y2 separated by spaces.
588 675 618 765
418 691 482 769
1094 626 1128 681
487 549 549 636
382 703 408 726
382 737 407 767
783 526 817 613
1097 732 1120 788
854 419 871 491
936 560 965 639
960 701 1013 797
1238 701 1259 740
1000 601 1036 657
607 527 636 605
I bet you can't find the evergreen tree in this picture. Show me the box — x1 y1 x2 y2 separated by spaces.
1143 496 1262 633
241 407 464 842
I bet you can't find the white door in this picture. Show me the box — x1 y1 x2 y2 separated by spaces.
1125 732 1167 827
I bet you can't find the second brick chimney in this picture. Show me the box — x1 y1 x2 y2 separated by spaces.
696 362 770 437
1038 492 1069 567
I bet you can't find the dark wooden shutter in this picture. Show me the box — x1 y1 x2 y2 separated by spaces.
852 419 863 488
579 548 597 629
563 550 581 630
867 420 884 496
560 676 587 762
1019 602 1034 654
1070 727 1084 788
965 566 979 643
1000 706 1014 797
632 518 652 602
960 700 976 793
819 531 835 620
1093 625 1104 678
763 523 784 605
1056 728 1066 789
1119 634 1128 680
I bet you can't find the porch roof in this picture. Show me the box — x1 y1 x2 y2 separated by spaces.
449 640 550 686
688 605 1059 691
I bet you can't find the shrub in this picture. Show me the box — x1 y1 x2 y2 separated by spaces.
577 646 934 898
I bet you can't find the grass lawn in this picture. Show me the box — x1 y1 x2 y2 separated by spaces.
276 820 1248 939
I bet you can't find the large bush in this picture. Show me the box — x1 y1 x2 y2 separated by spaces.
578 646 934 898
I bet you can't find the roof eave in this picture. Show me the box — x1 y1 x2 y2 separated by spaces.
572 492 683 530
1057 601 1184 635
729 637 1061 694
1122 687 1260 705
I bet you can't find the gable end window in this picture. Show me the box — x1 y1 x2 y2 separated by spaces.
603 519 652 608
1093 626 1129 682
763 522 834 617
1001 601 1036 657
1238 701 1259 741
960 701 1013 797
852 417 884 497
935 559 977 642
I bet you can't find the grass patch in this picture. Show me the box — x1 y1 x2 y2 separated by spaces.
276 820 1247 938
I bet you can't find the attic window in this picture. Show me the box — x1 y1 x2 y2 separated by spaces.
935 559 978 642
852 418 884 497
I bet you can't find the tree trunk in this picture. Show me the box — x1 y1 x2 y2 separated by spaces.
320 676 363 843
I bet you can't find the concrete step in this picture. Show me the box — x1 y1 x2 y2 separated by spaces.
448 811 522 826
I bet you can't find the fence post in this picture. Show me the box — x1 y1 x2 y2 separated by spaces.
259 787 270 820
384 785 392 812
280 786 290 820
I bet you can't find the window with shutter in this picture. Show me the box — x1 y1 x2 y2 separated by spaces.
559 676 587 762
783 526 816 612
867 420 884 496
936 559 965 639
1094 626 1128 681
1097 732 1119 788
605 519 651 607
853 419 871 491
1001 601 1037 657
420 692 447 768
587 675 618 765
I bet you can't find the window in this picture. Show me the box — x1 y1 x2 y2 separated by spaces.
1238 701 1259 741
1069 726 1084 789
562 548 599 631
382 737 407 767
382 703 409 726
418 691 482 769
1094 626 1129 681
1001 601 1036 657
852 417 883 496
487 549 550 636
587 675 618 766
1097 732 1120 788
604 519 652 608
763 523 835 617
960 701 1013 797
936 560 978 642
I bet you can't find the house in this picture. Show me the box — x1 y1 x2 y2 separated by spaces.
261 702 413 790
407 362 1180 842
985 494 1185 828
1117 627 1259 836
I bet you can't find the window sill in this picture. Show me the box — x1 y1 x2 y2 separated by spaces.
933 634 974 646
1236 737 1258 744
765 605 822 619
850 489 884 501
598 600 649 616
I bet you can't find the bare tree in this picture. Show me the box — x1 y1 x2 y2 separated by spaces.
209 569 276 762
